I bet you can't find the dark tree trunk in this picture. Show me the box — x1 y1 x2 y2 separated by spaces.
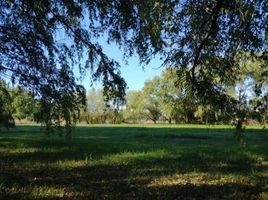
235 119 243 131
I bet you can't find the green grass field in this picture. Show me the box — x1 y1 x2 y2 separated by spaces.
0 124 268 200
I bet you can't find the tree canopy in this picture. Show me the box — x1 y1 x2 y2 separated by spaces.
0 0 127 133
0 0 267 133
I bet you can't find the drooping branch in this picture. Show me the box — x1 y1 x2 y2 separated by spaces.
0 64 31 80
41 2 126 103
191 0 223 83
41 2 106 63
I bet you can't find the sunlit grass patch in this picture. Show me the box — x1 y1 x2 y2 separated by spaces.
148 172 255 187
31 186 65 198
52 159 91 170
102 149 172 165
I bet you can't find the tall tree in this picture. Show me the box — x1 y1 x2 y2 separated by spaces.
142 77 162 123
157 69 179 124
10 87 37 121
123 91 144 123
248 55 268 127
124 80 162 124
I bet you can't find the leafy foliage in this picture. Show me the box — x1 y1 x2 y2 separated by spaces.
0 1 127 133
0 81 14 129
0 81 39 129
0 0 267 133
100 0 267 110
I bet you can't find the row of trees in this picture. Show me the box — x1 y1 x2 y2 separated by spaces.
81 62 267 127
1 54 267 129
1 65 267 140
126 66 267 126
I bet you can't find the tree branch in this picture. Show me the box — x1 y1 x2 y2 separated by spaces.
191 0 223 83
41 2 106 62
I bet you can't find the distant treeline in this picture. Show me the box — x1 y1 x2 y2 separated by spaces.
80 68 267 126
1 67 267 129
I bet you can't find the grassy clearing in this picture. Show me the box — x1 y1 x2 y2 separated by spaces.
0 124 267 199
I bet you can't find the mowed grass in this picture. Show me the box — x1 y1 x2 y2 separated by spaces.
0 124 268 200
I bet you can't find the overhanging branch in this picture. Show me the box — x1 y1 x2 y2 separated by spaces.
191 0 223 83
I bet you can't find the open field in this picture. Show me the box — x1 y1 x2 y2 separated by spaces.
0 124 268 200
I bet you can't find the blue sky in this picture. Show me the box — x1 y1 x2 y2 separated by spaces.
77 39 164 92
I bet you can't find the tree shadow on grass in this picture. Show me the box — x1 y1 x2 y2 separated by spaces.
0 126 267 199
1 149 267 200
1 162 266 200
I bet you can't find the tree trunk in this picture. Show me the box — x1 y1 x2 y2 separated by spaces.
234 118 245 144
235 119 243 131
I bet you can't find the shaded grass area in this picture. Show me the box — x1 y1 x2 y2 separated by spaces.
0 125 268 199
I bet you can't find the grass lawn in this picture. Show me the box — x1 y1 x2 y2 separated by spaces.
0 124 268 199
